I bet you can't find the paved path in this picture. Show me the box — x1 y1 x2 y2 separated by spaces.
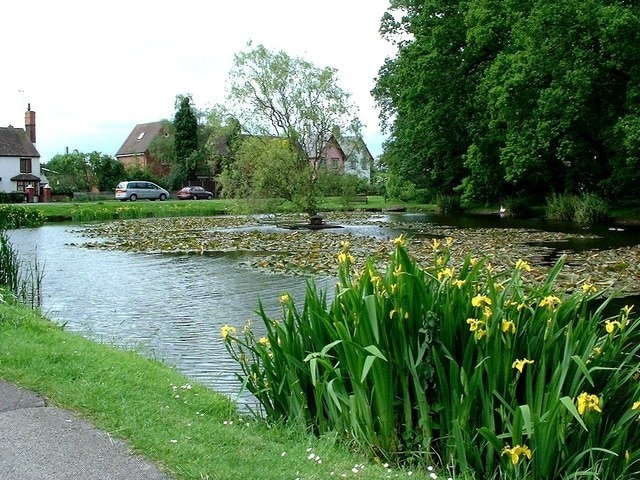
0 381 172 479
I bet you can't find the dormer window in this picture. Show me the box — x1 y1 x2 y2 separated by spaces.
137 132 146 141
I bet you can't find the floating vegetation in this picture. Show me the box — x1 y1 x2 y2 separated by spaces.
74 213 640 297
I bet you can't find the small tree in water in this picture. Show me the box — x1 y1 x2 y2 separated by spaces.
225 43 363 214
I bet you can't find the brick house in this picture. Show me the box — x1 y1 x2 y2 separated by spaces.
115 121 170 177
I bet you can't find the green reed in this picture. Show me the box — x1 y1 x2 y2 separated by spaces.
223 237 640 479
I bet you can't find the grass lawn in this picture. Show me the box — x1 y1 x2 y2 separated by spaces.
0 300 428 480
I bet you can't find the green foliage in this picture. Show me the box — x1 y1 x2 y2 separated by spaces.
87 152 126 191
574 194 610 226
435 194 463 214
0 192 27 204
0 230 20 295
43 150 94 194
546 193 610 225
0 206 45 229
374 0 640 204
0 229 42 307
503 197 535 218
225 239 640 478
174 95 199 181
218 136 320 214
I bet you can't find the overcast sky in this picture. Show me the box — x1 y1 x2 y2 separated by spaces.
1 1 396 163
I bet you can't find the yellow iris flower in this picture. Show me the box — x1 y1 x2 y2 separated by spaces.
220 324 237 340
512 358 534 373
576 392 602 416
472 295 492 308
501 444 532 465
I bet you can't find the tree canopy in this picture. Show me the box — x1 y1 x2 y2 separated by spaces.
222 43 364 212
373 0 640 203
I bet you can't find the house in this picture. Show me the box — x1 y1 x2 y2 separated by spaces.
312 134 373 183
0 105 50 202
115 121 170 177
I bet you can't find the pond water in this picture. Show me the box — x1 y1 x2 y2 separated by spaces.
7 213 640 408
7 225 335 408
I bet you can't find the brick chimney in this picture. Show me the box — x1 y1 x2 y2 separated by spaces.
25 103 36 144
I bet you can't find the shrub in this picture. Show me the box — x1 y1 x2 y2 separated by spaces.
0 192 27 204
436 194 463 214
502 196 534 218
224 239 640 479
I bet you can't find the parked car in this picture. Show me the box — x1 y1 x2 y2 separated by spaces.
176 186 214 200
115 181 170 201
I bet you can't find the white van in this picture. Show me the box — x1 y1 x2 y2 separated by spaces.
115 181 170 201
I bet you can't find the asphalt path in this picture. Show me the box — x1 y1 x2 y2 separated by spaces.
0 381 172 480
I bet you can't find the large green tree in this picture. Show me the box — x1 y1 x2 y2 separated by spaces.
44 150 121 193
225 43 363 213
374 0 640 203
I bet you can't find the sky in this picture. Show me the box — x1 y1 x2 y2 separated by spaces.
1 0 397 164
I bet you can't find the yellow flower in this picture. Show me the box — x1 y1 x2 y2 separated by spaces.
340 240 350 251
393 234 406 248
576 392 602 416
437 267 454 281
453 279 465 289
431 238 441 250
445 237 453 247
393 265 402 278
515 259 532 272
539 295 561 310
632 401 640 410
390 283 398 294
279 293 290 304
501 319 516 334
472 295 492 308
220 324 237 340
466 318 484 332
512 358 534 373
258 337 269 346
501 445 532 465
605 320 621 334
482 306 493 320
581 283 597 294
475 328 487 340
389 309 397 319
338 252 354 264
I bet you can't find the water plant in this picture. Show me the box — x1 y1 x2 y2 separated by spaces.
223 236 640 479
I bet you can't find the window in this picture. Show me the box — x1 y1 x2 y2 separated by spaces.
137 132 146 140
20 158 32 173
16 181 28 192
331 158 340 170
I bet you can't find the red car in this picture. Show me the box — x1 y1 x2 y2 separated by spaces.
176 186 214 200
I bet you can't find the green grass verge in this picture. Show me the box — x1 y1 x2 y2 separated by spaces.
0 300 421 480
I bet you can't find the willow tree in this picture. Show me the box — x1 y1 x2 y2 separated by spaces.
225 43 362 213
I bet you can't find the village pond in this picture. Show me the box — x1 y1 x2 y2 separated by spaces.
7 212 640 408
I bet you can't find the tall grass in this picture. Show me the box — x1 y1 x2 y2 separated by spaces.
545 193 610 225
0 230 43 308
224 237 640 479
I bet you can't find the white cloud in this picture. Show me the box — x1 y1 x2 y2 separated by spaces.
1 0 395 162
